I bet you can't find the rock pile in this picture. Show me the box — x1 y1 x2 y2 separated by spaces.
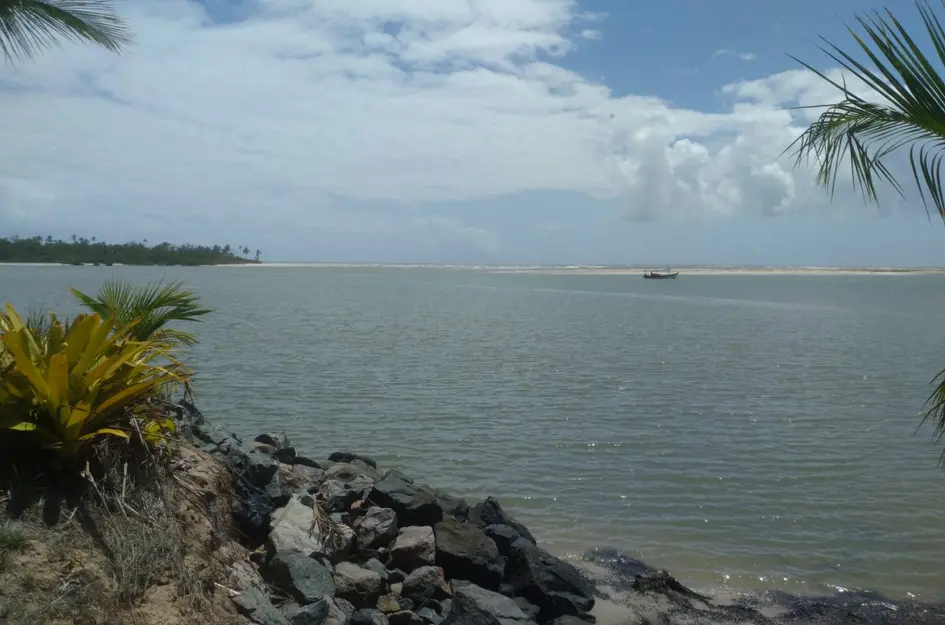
185 424 597 625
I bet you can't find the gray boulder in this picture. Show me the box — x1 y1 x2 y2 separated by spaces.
401 566 451 603
443 584 535 625
470 498 535 545
500 540 594 621
269 496 355 561
370 472 444 527
287 597 330 625
390 526 436 570
329 451 378 469
351 609 389 625
334 562 385 608
265 550 335 605
388 611 425 625
233 587 291 625
354 507 399 550
434 519 502 590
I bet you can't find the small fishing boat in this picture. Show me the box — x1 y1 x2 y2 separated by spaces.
643 268 679 279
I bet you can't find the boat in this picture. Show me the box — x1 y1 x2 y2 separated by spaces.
643 268 679 279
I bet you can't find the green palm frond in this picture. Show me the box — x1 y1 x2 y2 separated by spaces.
0 0 133 62
70 279 212 346
785 0 945 223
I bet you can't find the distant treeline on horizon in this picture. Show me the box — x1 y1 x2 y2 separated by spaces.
0 235 261 266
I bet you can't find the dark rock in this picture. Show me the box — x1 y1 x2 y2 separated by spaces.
233 478 274 544
388 570 407 584
280 463 326 492
483 525 523 558
431 490 469 522
275 447 299 463
355 507 399 550
434 519 502 590
233 586 292 625
370 472 444 527
470 498 535 545
265 550 336 605
334 562 385 608
416 607 443 625
362 558 390 581
389 611 425 625
390 526 436 570
225 443 280 488
265 472 295 508
501 540 594 621
512 598 540 621
351 609 389 625
335 598 357 619
545 617 590 625
256 431 292 450
402 566 452 602
321 477 374 513
443 583 534 625
289 598 331 625
294 455 329 470
193 423 229 447
329 451 378 469
439 600 452 617
325 599 351 625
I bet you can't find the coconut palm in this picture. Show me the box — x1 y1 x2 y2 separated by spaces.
0 0 132 62
786 0 945 456
70 279 212 347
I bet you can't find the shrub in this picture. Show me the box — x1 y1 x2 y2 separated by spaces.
0 303 186 464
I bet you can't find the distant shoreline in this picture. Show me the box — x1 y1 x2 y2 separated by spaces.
3 262 944 275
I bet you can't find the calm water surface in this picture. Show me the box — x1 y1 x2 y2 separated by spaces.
2 265 945 601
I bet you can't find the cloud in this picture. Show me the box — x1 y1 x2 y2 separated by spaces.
713 48 757 62
580 29 602 40
0 0 907 261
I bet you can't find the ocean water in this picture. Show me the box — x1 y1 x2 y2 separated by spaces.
2 264 945 602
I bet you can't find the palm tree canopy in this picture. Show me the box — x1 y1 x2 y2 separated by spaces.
70 279 212 347
786 0 945 223
0 0 132 62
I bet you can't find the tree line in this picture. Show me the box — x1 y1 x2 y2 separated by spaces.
0 235 261 266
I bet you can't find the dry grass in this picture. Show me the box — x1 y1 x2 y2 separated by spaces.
0 435 246 625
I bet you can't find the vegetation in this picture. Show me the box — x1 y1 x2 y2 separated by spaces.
0 0 132 62
0 235 261 265
71 280 212 347
786 0 945 455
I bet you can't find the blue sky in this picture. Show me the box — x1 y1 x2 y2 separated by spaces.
0 0 943 266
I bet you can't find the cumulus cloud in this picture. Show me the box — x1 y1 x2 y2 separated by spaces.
0 0 896 260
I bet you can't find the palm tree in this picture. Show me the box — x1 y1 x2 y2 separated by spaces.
70 279 212 347
0 0 133 62
786 0 945 457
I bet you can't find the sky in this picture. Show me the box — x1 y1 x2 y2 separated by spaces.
1 0 944 266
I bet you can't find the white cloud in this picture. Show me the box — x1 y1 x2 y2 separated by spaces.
713 48 757 62
0 0 904 260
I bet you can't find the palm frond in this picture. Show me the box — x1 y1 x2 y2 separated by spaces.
785 0 945 224
70 279 212 346
0 0 133 62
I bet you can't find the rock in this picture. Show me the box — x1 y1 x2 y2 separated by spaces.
265 550 335 605
233 478 274 543
228 559 269 593
256 431 292 450
501 540 594 621
335 562 385 608
439 600 452 618
224 441 280 488
288 598 331 625
545 617 590 625
326 598 353 625
362 558 390 582
329 451 378 468
280 463 326 492
431 490 469 522
389 611 425 625
335 598 358 619
233 586 292 625
434 519 502 590
294 455 329 469
417 607 443 625
370 472 444 527
443 584 534 625
377 594 404 614
390 526 436 570
265 472 295 508
355 507 399 550
512 598 540 621
402 566 452 603
483 525 523 558
388 570 407 584
275 447 299 463
269 496 356 561
321 477 374 513
193 423 229 447
351 609 389 625
390 583 404 595
470 498 535 545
